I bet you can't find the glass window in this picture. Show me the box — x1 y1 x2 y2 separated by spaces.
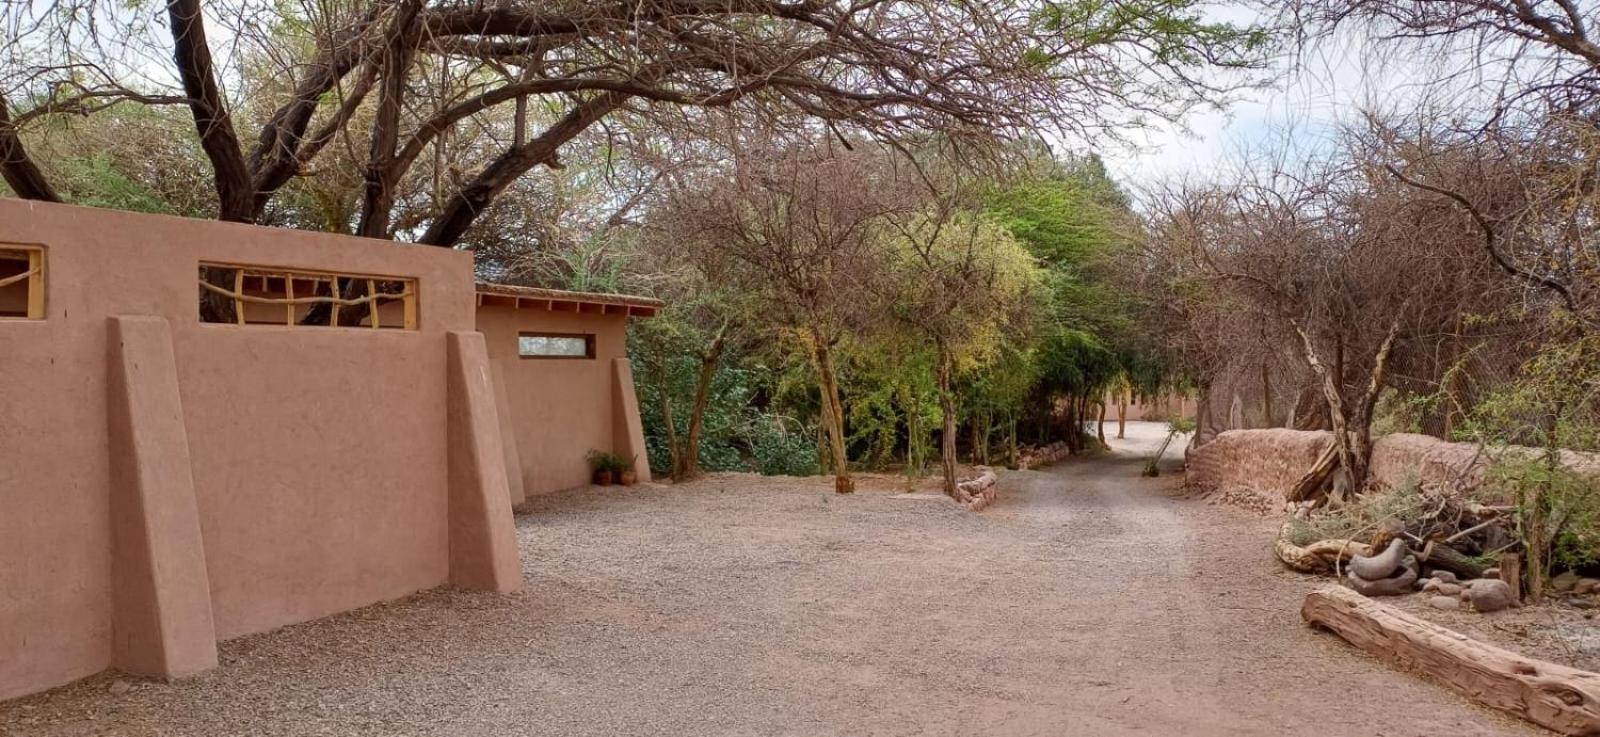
519 333 594 359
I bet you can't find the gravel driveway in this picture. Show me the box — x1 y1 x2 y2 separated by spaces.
1 422 1540 736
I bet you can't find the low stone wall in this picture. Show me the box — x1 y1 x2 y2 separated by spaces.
1017 441 1069 470
1187 429 1600 510
1184 429 1329 510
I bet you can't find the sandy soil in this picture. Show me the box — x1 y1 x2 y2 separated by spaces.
1 422 1543 736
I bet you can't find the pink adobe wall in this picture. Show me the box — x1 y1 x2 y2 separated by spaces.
476 305 648 496
1184 429 1600 508
0 199 517 701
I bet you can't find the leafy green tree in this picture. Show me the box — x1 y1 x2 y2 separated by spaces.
884 205 1046 497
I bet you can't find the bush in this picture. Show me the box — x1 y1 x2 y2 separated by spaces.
1488 457 1600 573
746 417 821 476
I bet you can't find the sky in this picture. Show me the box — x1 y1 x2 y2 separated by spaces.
1094 8 1479 196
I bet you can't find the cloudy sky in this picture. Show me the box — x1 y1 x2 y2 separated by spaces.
1094 12 1478 195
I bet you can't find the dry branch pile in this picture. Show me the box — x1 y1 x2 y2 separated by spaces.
1276 483 1536 612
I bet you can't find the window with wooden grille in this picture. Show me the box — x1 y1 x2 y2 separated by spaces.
0 245 45 320
197 263 417 330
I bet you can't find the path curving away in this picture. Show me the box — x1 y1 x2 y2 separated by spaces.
1 422 1538 736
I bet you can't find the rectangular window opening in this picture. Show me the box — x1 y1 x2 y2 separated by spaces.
0 245 45 320
197 263 418 330
519 332 595 359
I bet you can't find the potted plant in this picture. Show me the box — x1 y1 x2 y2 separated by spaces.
587 449 619 486
618 455 639 486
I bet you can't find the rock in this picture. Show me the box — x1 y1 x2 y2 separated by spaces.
1566 597 1597 610
1429 596 1461 610
1482 568 1500 580
1436 582 1463 597
1553 571 1581 592
108 680 131 696
1422 578 1440 593
1575 578 1600 596
1433 570 1458 584
1468 579 1516 612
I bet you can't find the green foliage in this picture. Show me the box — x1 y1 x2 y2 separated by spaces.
747 416 821 476
1036 1 1274 70
1488 457 1600 572
1283 480 1430 546
1462 330 1600 452
51 154 174 214
585 449 631 474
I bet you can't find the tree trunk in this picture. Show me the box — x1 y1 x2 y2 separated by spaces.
420 92 629 247
1420 540 1490 580
681 330 727 481
1193 383 1214 447
0 94 61 201
1261 361 1274 428
1293 321 1400 499
1063 396 1079 453
1008 417 1018 469
1116 389 1127 439
166 0 254 223
355 0 423 239
1096 400 1107 447
659 374 681 480
936 344 959 498
810 333 853 494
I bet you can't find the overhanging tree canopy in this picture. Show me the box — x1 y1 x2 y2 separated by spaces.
2 0 1271 245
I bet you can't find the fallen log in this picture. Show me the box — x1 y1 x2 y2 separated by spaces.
1350 538 1408 582
1345 555 1417 597
1274 527 1373 574
1302 586 1600 736
1421 540 1490 580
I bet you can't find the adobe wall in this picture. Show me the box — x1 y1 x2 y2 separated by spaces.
1185 429 1600 509
476 305 650 496
0 200 518 700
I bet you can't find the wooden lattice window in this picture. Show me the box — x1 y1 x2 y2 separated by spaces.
0 245 45 320
197 263 418 330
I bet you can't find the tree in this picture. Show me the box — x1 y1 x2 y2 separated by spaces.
652 139 911 493
2 0 1271 251
883 191 1044 498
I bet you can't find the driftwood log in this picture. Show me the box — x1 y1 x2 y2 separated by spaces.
1421 540 1490 580
1303 586 1600 736
1274 523 1373 574
1345 555 1418 596
1350 538 1407 581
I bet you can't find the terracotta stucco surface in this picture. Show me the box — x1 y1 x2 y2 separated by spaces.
0 200 517 700
476 305 648 495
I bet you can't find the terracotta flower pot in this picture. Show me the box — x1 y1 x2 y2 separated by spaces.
594 470 614 486
619 470 638 486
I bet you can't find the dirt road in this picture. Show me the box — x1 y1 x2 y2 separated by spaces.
1 422 1538 736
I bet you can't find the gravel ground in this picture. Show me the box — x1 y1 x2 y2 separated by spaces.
1 422 1543 736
